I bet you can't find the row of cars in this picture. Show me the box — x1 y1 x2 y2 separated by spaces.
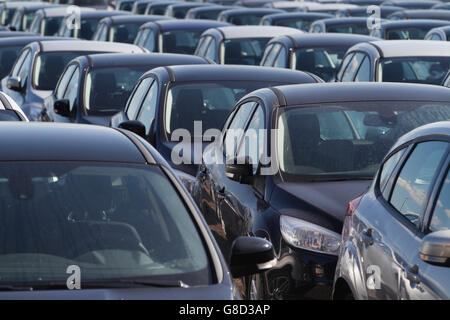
0 0 448 300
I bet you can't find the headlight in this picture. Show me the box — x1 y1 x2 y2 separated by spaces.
175 170 196 194
280 215 341 256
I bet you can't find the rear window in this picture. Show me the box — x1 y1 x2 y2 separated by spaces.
111 23 141 43
223 38 270 65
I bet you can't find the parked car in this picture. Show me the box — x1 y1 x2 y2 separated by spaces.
53 0 110 10
218 8 284 25
336 6 404 18
235 0 278 8
334 120 450 299
115 0 138 11
134 20 229 54
0 122 276 299
388 9 450 20
28 7 95 36
310 17 382 35
165 3 214 19
185 6 239 20
0 31 38 39
381 0 443 9
145 1 178 15
191 82 450 300
260 33 377 82
132 0 157 14
195 26 302 65
370 19 450 39
1 40 146 120
336 40 450 85
425 25 450 40
111 65 319 179
300 3 360 15
260 12 333 32
0 91 28 121
57 10 130 40
0 2 33 26
92 15 173 44
8 3 57 32
40 53 209 125
263 1 330 12
340 0 390 5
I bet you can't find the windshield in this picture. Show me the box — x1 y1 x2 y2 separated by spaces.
172 7 193 19
120 1 134 11
0 46 21 79
111 23 141 43
43 17 64 36
162 30 203 54
84 66 150 116
277 101 450 181
78 18 101 40
295 47 347 82
0 162 211 288
275 19 315 32
380 57 450 85
0 110 20 121
197 10 222 20
387 27 432 40
149 4 170 15
228 13 267 25
2 8 16 26
223 38 270 65
33 51 95 91
327 23 369 35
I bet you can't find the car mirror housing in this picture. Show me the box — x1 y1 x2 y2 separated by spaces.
7 76 22 92
230 236 276 278
119 120 146 139
420 230 450 267
53 99 71 117
225 157 254 184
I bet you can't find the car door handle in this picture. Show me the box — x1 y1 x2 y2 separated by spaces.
405 265 420 285
361 228 374 246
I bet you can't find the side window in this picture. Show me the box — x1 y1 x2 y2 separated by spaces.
237 106 265 174
137 80 159 135
390 141 448 228
126 77 153 120
223 101 256 159
62 66 80 113
341 52 364 82
17 50 32 87
429 167 450 232
11 49 29 77
354 56 371 82
273 45 287 68
55 64 77 99
196 36 212 57
205 38 216 61
261 43 280 67
144 30 156 52
380 148 407 199
92 23 105 41
336 53 354 81
444 74 450 88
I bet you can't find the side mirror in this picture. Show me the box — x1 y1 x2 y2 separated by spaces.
119 120 146 138
225 157 254 184
230 237 276 278
7 76 22 92
54 99 71 117
420 230 450 267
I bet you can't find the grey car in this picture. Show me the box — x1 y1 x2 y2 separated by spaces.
334 120 450 300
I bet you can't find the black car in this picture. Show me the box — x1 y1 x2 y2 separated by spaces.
165 3 214 19
260 33 377 81
191 82 450 300
388 9 450 20
310 17 381 35
57 10 130 40
426 25 450 40
8 3 57 32
92 15 173 44
381 0 442 9
186 5 239 20
260 13 334 32
111 65 319 180
370 19 450 39
218 8 284 25
1 40 145 120
145 1 178 16
134 20 229 54
336 6 404 18
0 122 276 299
40 53 209 125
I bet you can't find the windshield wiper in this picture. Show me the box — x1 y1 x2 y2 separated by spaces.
78 278 190 289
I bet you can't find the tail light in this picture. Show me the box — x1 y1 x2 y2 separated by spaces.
346 195 363 217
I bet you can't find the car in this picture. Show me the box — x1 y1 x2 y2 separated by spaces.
111 65 320 180
132 0 158 14
260 12 334 32
234 0 278 8
185 6 239 20
0 121 276 299
191 82 450 300
335 40 450 85
115 0 138 11
333 120 450 300
28 7 95 37
388 9 450 20
165 3 214 19
8 2 57 32
145 1 178 16
433 3 450 9
299 3 360 15
336 6 405 18
217 8 285 25
263 1 330 12
195 26 302 65
0 1 34 26
0 91 28 121
340 0 388 5
57 10 130 40
40 53 209 125
1 40 146 120
260 33 377 82
425 25 450 40
134 20 230 54
92 15 173 44
443 70 450 87
0 31 39 39
370 19 450 39
381 0 443 9
310 17 383 35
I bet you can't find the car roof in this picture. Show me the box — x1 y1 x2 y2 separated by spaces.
0 2 35 9
168 3 212 8
37 7 95 17
0 123 147 163
0 31 38 38
395 9 450 18
271 33 377 47
429 25 450 35
213 25 303 38
105 15 173 23
35 40 145 53
219 8 284 15
80 52 208 68
77 10 130 19
254 82 450 107
369 40 450 57
17 3 57 12
316 17 374 24
379 19 450 28
149 64 317 83
141 19 230 31
392 121 450 150
0 36 69 47
263 12 334 20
